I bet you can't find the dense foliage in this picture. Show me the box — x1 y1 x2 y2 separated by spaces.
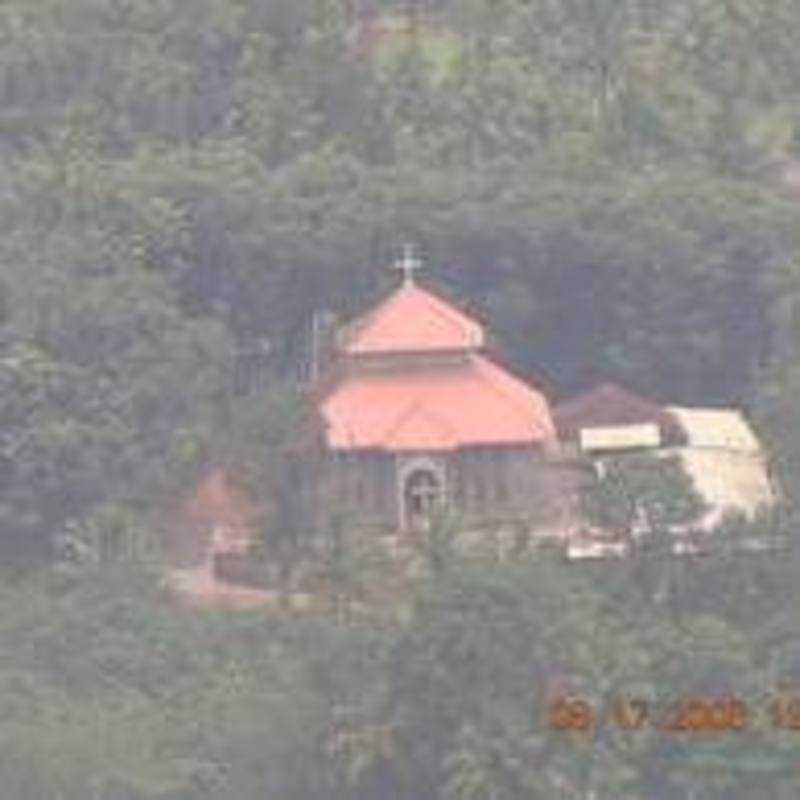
1 0 799 796
0 535 797 799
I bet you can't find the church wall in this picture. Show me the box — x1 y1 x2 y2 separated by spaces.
304 443 583 536
312 449 399 533
448 445 567 530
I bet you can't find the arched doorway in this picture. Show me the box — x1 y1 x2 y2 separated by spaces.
403 468 442 532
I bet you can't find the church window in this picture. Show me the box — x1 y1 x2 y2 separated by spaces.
404 468 442 531
457 453 469 510
354 458 366 508
494 452 509 504
473 452 487 506
453 459 465 509
340 452 355 506
375 455 390 513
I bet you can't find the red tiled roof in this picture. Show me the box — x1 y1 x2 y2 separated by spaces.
339 282 484 355
320 353 555 451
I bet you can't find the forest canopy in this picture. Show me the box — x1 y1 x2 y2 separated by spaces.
3 1 800 545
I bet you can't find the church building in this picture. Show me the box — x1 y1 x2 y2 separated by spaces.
176 255 777 575
301 249 578 535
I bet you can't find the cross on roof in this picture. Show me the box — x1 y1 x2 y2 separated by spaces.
394 243 423 286
410 479 440 508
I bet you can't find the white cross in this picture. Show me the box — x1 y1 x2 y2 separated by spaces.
394 243 423 286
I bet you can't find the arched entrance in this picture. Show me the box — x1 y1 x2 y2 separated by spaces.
403 468 442 532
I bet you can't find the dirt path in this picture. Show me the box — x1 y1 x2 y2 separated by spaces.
167 566 329 613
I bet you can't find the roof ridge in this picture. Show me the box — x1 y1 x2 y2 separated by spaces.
407 283 483 345
380 397 458 445
336 285 400 351
340 280 484 354
472 354 555 439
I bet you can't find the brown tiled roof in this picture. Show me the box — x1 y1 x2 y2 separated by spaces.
554 382 687 446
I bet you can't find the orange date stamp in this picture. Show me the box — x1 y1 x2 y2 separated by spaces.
547 693 800 732
545 694 788 732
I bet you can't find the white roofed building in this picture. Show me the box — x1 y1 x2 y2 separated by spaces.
663 406 776 528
